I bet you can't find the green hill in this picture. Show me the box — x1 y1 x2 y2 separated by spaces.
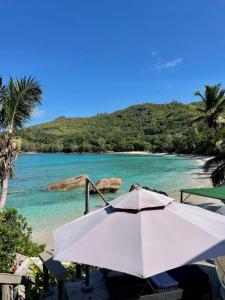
17 101 215 155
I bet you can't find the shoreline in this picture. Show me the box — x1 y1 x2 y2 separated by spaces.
24 150 212 158
32 156 216 249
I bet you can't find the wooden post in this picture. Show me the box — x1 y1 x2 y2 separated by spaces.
43 264 49 292
1 284 10 300
76 264 82 279
85 265 89 288
58 280 64 300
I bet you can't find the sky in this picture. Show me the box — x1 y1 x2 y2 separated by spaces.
1 0 225 125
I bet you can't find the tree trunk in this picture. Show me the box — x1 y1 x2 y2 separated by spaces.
0 177 9 212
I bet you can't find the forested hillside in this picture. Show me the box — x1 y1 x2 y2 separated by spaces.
17 102 219 155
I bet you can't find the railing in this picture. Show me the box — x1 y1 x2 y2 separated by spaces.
0 273 32 300
84 177 109 214
0 273 22 300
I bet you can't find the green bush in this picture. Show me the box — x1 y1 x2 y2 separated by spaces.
0 208 45 273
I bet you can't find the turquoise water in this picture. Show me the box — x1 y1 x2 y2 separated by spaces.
7 153 202 231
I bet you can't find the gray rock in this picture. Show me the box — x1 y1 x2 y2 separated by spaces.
90 178 122 194
46 174 88 191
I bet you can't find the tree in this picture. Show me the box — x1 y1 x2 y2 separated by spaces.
193 84 225 130
0 76 42 210
203 145 225 186
192 84 225 186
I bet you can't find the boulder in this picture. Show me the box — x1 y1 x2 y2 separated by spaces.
90 178 122 194
46 174 88 191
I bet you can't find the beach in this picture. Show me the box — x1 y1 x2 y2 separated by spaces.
27 155 225 300
30 153 225 249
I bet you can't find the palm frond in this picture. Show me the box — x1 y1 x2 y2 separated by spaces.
217 88 225 101
194 90 205 102
193 84 225 130
0 76 43 130
195 108 206 113
192 115 205 124
204 84 221 109
203 153 225 171
0 82 8 130
214 90 225 113
211 162 225 186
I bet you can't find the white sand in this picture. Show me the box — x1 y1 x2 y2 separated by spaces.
108 151 153 155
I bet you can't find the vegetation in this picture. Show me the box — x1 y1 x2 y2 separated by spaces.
0 76 44 283
18 101 220 155
193 84 225 186
0 76 43 210
192 84 225 129
0 208 44 273
17 83 225 185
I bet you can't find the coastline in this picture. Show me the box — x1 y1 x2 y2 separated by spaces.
24 150 212 158
32 155 219 249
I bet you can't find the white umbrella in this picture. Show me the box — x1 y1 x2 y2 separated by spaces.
54 188 225 278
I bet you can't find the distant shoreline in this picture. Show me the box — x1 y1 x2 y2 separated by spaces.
24 150 211 169
24 150 212 158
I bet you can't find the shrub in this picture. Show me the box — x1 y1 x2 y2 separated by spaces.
0 208 45 273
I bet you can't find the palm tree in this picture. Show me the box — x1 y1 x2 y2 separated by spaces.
203 152 225 186
193 84 225 186
0 76 42 211
193 84 225 130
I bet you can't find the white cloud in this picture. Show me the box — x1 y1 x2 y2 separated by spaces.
157 57 184 70
32 108 47 119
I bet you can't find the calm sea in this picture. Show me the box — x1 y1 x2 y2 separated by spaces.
7 153 203 231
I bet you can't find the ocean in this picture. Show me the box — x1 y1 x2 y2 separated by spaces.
7 153 204 232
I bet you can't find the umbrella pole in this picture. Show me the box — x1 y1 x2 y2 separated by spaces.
180 191 183 203
82 178 93 293
84 177 90 215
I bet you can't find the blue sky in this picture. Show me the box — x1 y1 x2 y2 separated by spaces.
1 0 225 125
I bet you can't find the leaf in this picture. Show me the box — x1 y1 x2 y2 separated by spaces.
211 162 225 186
203 153 225 172
0 76 43 130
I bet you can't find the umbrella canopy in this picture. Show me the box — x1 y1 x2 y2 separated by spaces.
53 188 225 278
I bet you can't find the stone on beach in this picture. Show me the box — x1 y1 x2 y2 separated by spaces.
46 174 88 191
90 178 122 194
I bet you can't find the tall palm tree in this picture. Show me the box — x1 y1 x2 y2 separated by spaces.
193 84 225 186
203 152 225 186
0 76 42 210
193 84 225 130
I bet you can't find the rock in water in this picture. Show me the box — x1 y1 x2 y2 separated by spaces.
90 178 122 194
47 174 88 191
